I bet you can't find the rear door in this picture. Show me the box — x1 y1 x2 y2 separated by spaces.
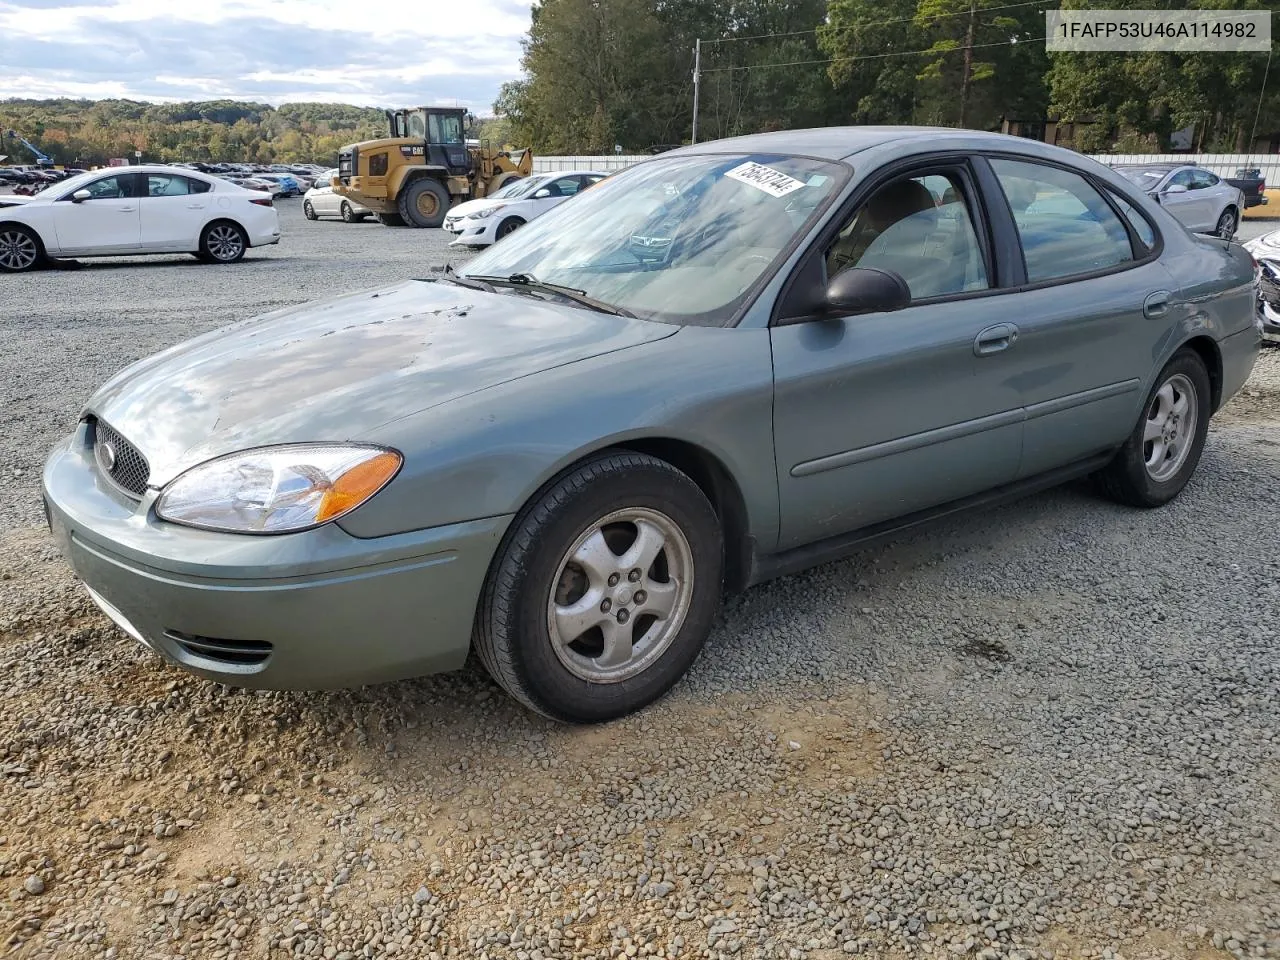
140 174 211 250
50 173 142 254
981 155 1167 476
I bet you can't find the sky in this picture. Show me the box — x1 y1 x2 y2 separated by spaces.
0 0 533 112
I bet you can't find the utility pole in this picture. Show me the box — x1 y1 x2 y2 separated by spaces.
691 38 702 144
959 0 977 129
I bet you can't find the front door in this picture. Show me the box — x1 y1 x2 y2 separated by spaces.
770 166 1024 550
51 173 142 255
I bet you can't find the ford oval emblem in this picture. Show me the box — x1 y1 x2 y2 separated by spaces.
101 441 117 472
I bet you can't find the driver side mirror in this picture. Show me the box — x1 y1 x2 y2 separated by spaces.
825 267 912 317
533 188 552 199
1163 183 1189 195
71 189 91 203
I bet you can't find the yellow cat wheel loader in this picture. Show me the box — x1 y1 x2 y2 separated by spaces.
332 106 533 228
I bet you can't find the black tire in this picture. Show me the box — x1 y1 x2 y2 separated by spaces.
377 212 406 227
195 221 248 264
0 223 45 272
1215 206 1238 240
340 201 357 223
1095 349 1212 508
495 216 525 240
474 451 724 723
302 200 318 220
397 178 450 228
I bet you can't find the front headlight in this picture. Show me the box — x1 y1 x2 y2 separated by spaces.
474 204 506 220
155 444 402 534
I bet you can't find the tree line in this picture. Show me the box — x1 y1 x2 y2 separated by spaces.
496 0 1278 154
0 99 386 166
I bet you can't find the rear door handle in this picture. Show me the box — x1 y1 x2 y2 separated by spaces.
974 322 1018 356
1144 290 1172 319
186 203 206 209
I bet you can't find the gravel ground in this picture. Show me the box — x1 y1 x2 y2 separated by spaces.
1 203 1278 960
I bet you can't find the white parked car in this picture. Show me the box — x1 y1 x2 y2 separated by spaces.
443 170 608 247
1243 229 1280 344
0 165 281 272
302 168 372 223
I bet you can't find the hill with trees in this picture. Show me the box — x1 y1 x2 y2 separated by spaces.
0 99 386 166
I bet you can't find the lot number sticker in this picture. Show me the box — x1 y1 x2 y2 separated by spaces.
724 161 807 198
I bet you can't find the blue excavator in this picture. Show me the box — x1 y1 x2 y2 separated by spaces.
3 129 56 167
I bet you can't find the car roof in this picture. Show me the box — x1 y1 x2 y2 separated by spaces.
658 126 1134 168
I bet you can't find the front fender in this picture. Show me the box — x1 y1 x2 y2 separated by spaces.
339 326 780 550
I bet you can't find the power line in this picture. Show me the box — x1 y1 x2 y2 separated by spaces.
699 35 1048 74
698 0 1049 46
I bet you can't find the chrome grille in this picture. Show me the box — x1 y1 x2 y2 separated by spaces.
93 419 150 497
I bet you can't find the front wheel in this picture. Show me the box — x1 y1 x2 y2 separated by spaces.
196 221 248 263
1215 206 1237 240
0 224 44 272
1095 349 1211 507
495 216 525 240
474 452 724 723
397 179 450 228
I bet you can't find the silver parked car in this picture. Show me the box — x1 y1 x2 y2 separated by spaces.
42 127 1260 722
303 168 372 223
1112 163 1244 239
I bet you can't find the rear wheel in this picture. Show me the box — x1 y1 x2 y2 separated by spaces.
377 212 405 227
495 216 525 240
397 178 450 228
474 452 723 723
1215 206 1237 240
340 201 357 223
1095 349 1211 507
302 200 318 220
196 221 247 264
0 224 43 272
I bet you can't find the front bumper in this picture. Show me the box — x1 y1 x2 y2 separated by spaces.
444 215 498 247
42 424 510 690
1260 302 1280 343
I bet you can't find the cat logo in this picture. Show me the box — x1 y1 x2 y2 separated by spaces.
399 145 426 157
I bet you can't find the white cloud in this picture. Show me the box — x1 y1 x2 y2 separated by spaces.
0 0 531 109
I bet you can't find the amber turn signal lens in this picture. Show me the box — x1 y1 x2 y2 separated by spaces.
316 451 402 522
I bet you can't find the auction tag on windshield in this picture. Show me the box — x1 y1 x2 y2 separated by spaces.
723 161 806 198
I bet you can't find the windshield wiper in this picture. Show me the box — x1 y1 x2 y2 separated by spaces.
464 272 635 318
428 263 495 292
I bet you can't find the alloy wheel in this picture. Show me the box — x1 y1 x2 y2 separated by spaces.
0 228 38 271
1216 209 1236 239
206 225 244 261
1143 372 1198 482
546 507 694 684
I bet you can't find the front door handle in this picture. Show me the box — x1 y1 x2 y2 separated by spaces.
974 322 1018 357
1144 290 1172 319
118 206 136 212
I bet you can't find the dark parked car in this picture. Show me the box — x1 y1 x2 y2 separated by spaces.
1225 167 1267 208
42 127 1260 722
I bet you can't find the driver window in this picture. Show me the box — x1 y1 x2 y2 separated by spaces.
825 172 990 300
1169 169 1194 188
81 175 130 200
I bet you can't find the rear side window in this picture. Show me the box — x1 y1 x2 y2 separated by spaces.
189 178 212 194
1104 188 1156 252
990 158 1134 283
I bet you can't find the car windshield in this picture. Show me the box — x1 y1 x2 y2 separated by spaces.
495 175 551 200
1114 166 1173 187
459 153 847 325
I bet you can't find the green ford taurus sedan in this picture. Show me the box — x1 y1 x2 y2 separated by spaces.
42 127 1262 722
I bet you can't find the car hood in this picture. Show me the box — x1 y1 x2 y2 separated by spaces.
0 194 34 206
86 280 678 486
447 197 512 219
1244 231 1280 258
